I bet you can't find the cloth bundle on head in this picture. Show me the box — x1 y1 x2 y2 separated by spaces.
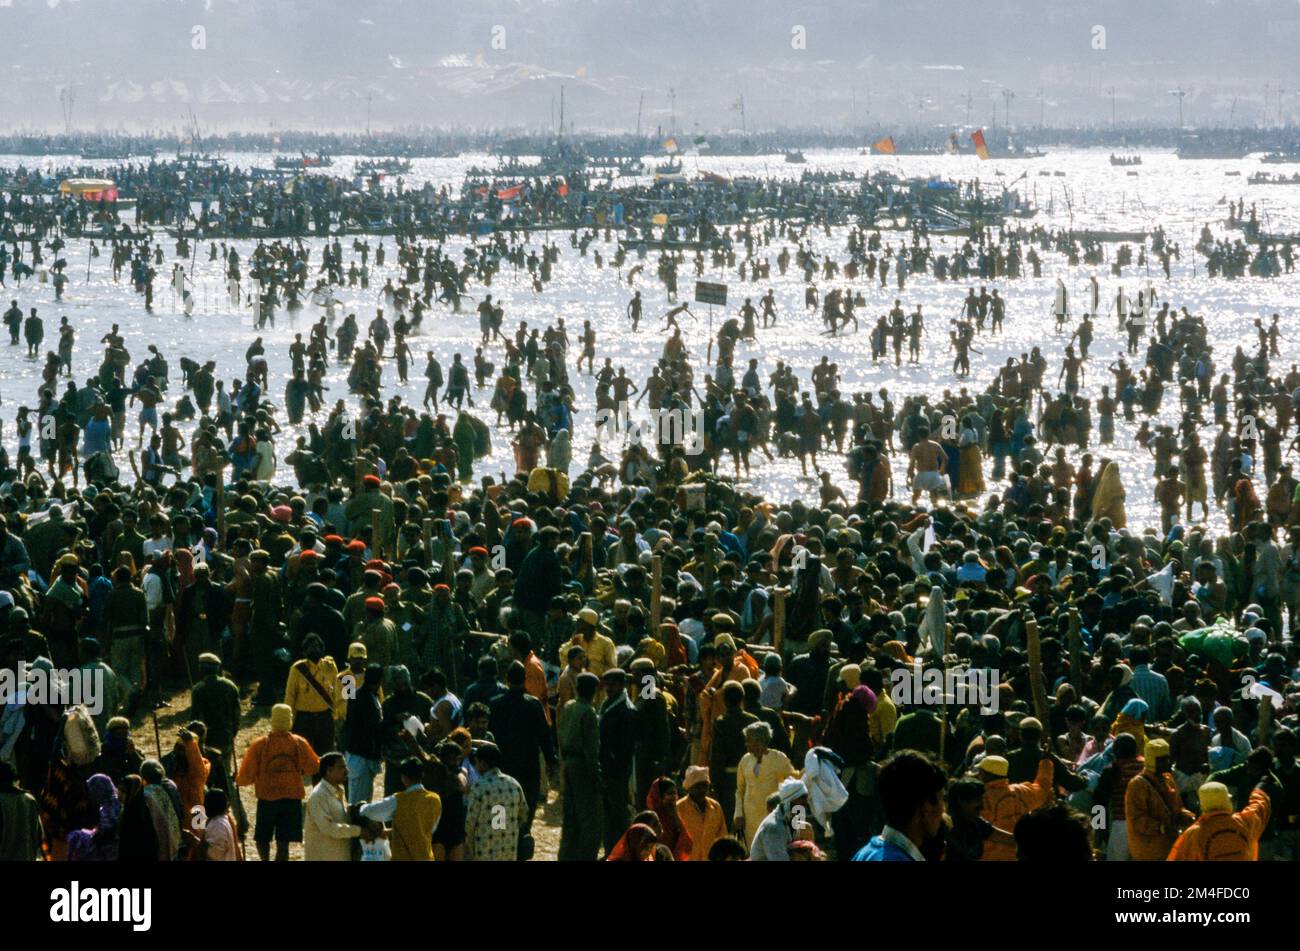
802 747 848 825
807 629 831 651
1198 781 1233 814
683 765 710 790
713 633 736 652
270 703 294 732
775 777 807 811
1120 697 1149 720
978 755 1009 778
577 607 599 626
364 596 385 611
1144 738 1170 773
839 663 861 688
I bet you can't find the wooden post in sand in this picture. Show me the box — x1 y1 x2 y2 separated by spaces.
650 554 663 632
1025 612 1051 733
214 483 225 547
772 586 788 657
579 531 593 592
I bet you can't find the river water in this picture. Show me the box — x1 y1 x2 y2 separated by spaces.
2 147 1298 535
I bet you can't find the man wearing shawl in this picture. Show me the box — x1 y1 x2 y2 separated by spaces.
140 759 186 861
696 630 755 764
67 773 120 861
1126 738 1195 860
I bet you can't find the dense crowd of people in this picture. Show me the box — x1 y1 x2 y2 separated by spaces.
0 147 1297 865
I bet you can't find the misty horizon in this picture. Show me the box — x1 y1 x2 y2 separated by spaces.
1 0 1298 135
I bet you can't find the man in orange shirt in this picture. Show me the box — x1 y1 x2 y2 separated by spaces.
1125 738 1195 860
676 766 726 861
977 754 1053 861
238 703 321 861
1168 781 1271 861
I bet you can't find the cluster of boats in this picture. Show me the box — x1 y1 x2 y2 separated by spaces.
355 157 413 175
1247 171 1300 185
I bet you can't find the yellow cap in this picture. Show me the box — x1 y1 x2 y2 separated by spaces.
978 755 1009 778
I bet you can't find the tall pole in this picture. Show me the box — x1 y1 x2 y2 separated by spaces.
365 93 372 137
1002 88 1015 128
669 86 676 135
1170 87 1185 128
636 91 644 139
1107 86 1116 126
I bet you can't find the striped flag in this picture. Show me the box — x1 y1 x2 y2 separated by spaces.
871 135 897 155
971 129 990 160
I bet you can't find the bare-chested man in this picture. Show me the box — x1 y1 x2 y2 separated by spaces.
908 426 949 505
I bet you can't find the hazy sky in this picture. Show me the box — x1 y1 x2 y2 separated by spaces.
2 0 1298 133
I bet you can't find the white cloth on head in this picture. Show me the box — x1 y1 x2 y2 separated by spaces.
802 748 848 826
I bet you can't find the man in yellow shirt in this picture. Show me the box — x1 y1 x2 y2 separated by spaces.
570 607 616 678
284 634 341 768
676 765 727 861
863 667 898 748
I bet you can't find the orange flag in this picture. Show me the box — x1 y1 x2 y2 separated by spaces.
971 129 990 160
871 136 897 155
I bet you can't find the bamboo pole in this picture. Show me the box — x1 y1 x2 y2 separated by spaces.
579 531 594 593
1025 612 1051 737
772 586 787 656
650 553 663 632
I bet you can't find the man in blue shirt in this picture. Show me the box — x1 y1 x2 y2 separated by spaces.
853 751 946 861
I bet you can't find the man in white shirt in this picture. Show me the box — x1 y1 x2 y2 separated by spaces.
303 752 367 861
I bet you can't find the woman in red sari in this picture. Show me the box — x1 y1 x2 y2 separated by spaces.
646 777 694 861
605 822 659 861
